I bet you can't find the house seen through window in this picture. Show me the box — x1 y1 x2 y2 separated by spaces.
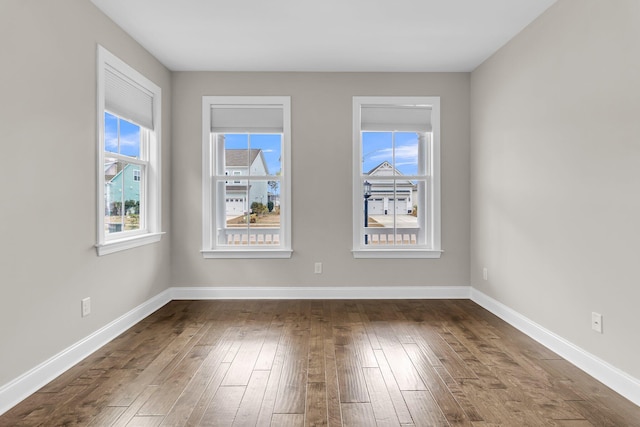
104 112 144 233
96 45 162 256
202 96 291 258
218 134 282 238
353 97 441 258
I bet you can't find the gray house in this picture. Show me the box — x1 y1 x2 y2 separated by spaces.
224 149 269 216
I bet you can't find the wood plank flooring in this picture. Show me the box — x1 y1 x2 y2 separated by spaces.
1 299 638 426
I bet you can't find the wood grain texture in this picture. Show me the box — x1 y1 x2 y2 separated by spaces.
1 299 638 426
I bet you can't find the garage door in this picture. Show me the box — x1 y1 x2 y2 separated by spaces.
389 198 409 214
368 198 384 215
226 198 245 216
397 198 409 214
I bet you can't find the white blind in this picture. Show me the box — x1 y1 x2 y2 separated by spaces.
211 106 284 133
105 65 154 130
361 105 432 132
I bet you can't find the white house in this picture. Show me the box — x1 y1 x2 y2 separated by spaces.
224 148 269 216
365 161 416 215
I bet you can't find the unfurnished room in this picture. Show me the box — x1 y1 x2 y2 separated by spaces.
0 0 639 425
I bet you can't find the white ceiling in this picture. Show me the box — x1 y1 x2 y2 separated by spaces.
91 0 557 72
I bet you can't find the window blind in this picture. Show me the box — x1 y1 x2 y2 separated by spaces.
361 105 432 132
210 106 284 133
105 65 154 130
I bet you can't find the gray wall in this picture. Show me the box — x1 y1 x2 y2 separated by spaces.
171 73 470 287
0 0 172 386
470 0 640 379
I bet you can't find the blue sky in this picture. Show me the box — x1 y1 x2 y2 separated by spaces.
104 112 141 158
224 134 282 175
104 116 419 177
362 132 419 175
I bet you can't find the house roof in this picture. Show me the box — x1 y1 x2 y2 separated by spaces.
366 161 416 189
226 149 262 167
366 161 401 176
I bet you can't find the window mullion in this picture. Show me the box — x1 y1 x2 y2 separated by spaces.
105 152 148 167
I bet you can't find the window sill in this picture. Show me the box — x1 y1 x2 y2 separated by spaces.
352 249 443 259
201 249 293 259
96 232 164 256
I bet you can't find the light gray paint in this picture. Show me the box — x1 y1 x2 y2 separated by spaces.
0 0 172 386
171 72 470 286
470 0 640 378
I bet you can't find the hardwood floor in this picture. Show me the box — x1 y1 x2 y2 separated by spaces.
1 299 638 426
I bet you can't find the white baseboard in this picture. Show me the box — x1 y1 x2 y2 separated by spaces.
0 289 173 417
470 288 640 407
170 285 471 300
2 285 638 417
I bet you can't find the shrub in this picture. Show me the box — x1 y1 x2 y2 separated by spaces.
267 201 274 212
251 202 268 215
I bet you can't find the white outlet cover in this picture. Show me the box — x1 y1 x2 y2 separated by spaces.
82 297 91 317
591 312 602 333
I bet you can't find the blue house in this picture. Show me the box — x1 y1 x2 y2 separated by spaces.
105 162 141 216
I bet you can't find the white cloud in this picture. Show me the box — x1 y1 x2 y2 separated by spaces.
104 129 140 151
367 144 418 165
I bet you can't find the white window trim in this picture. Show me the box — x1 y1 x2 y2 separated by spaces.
352 96 442 259
201 96 292 259
96 45 163 256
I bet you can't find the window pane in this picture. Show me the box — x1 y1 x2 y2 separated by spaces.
394 132 419 176
104 112 119 154
104 112 141 158
104 157 122 234
122 163 141 231
222 134 249 177
248 179 280 245
249 134 282 176
362 180 421 246
220 133 281 177
104 160 141 234
362 132 393 175
395 179 420 245
218 179 281 246
118 118 141 158
222 183 249 245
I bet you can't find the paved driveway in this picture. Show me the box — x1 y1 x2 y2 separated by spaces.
369 214 418 227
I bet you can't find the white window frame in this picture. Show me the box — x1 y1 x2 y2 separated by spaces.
352 96 441 259
96 45 163 256
202 96 292 258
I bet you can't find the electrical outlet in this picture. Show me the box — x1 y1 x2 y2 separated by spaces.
482 267 488 281
81 297 91 317
591 312 602 333
314 262 322 274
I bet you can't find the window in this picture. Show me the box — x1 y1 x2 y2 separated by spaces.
352 96 441 258
96 46 162 256
202 96 291 258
